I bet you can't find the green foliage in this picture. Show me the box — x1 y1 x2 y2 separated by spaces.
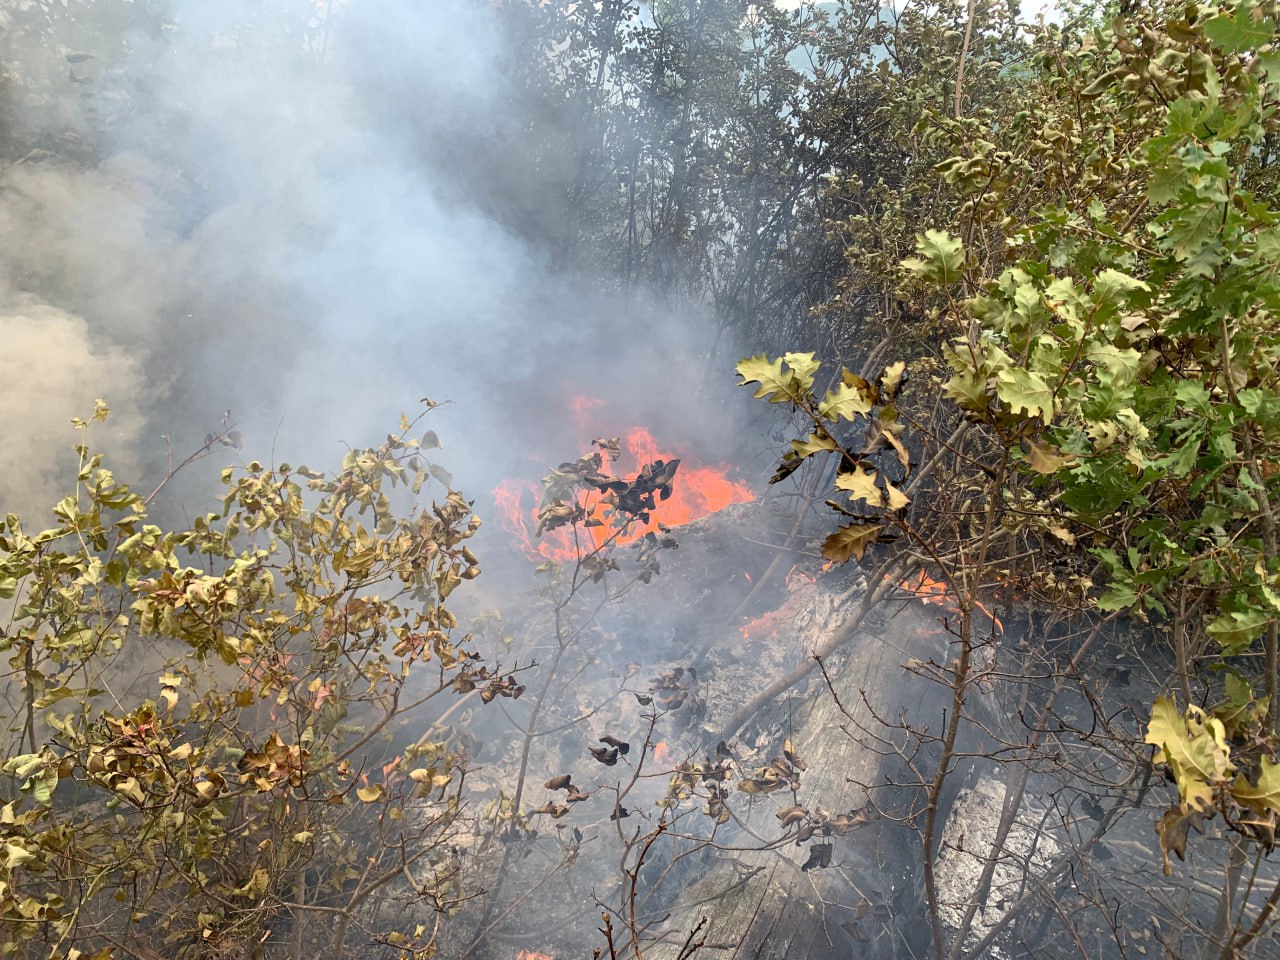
736 352 908 562
0 407 508 957
932 0 1280 662
899 0 1280 876
745 0 1280 909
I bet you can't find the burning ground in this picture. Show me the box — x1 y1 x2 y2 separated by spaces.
357 428 980 959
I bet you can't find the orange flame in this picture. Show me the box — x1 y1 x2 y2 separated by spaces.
516 952 555 960
785 563 815 590
739 606 790 642
495 415 754 563
653 742 673 766
899 570 1003 633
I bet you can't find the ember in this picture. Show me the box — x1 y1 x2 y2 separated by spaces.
785 563 815 590
739 606 791 642
494 415 753 562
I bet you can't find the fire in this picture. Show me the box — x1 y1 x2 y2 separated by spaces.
516 952 554 960
899 570 1003 632
784 563 815 590
904 571 951 607
494 415 754 563
568 395 604 433
739 606 790 642
653 741 673 766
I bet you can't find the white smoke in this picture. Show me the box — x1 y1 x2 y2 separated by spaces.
0 0 735 528
0 295 145 520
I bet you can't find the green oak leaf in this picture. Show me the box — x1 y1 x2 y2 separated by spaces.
1206 608 1270 655
902 230 965 285
1204 8 1277 53
995 367 1055 425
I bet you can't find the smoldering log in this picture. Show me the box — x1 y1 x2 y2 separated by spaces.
645 581 962 960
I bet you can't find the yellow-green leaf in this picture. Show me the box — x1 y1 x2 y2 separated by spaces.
835 464 882 506
995 368 1055 425
1145 696 1234 812
1023 439 1075 475
738 354 808 404
1232 757 1280 817
356 783 385 803
818 380 874 422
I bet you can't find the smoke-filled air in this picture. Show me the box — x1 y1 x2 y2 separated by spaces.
3 2 1280 959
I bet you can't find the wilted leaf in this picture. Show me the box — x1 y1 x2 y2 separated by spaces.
823 808 872 834
737 777 788 795
589 745 619 765
800 842 833 872
233 868 271 900
884 482 910 511
1145 696 1234 812
429 463 453 488
356 783 386 803
777 805 807 828
882 430 911 472
1046 524 1076 546
841 920 871 943
783 738 805 771
1232 757 1280 818
1023 439 1075 475
3 842 36 869
835 463 882 506
821 523 884 565
879 361 907 400
1155 804 1207 875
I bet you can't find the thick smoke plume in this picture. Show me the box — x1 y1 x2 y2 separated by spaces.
0 0 740 524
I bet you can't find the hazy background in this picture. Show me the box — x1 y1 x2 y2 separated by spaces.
0 0 747 527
